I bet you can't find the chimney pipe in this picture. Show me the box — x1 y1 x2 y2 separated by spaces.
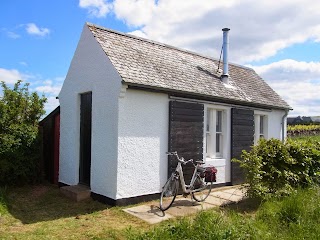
221 28 230 84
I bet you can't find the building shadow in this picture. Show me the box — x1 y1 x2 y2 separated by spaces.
5 183 109 224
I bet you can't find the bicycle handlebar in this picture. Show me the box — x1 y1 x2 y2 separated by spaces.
166 151 194 165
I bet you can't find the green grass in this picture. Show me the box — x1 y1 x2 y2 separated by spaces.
0 184 150 239
1 184 320 239
289 134 320 142
127 186 320 239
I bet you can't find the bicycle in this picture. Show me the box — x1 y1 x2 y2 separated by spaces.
159 151 217 211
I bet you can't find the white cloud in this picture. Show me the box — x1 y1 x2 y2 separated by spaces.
103 0 320 64
0 68 26 84
0 67 61 115
32 79 62 114
250 59 320 117
35 81 62 96
113 0 156 26
7 31 20 39
248 59 320 83
26 23 50 37
79 0 112 17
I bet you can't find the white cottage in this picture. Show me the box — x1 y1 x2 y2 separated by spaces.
58 23 291 205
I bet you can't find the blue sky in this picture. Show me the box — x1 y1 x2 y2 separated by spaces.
1 0 320 117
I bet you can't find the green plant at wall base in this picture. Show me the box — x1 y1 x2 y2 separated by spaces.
233 138 320 199
0 80 46 186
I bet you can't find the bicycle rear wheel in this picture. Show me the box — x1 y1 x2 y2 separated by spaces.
191 175 212 202
159 174 179 211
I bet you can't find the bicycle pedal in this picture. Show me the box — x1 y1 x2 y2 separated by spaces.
183 193 189 198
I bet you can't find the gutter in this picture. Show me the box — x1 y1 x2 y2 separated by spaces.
281 110 289 143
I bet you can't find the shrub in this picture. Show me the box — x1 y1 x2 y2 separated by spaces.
234 138 320 199
0 80 46 185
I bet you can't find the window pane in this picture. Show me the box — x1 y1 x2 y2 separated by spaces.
216 111 222 132
207 110 210 132
216 133 221 153
206 133 210 155
260 115 264 134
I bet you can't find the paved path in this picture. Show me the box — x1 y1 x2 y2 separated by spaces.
123 186 245 224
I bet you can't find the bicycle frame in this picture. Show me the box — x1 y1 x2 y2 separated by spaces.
174 161 200 194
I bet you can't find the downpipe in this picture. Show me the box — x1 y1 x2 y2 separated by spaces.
281 110 289 143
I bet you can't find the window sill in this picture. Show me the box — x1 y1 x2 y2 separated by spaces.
205 158 226 167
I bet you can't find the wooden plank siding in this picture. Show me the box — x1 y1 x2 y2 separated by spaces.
231 108 254 185
39 106 60 184
168 101 204 183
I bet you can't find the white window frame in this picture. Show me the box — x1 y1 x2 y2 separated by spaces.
205 107 227 159
254 111 268 144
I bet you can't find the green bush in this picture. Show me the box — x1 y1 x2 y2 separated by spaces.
0 80 46 186
234 138 320 199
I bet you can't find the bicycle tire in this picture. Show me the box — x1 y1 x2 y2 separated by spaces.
159 174 179 211
191 174 212 202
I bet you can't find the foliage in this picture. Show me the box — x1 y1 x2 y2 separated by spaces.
233 138 320 199
0 80 46 186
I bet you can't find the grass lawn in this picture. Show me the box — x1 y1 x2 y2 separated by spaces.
1 183 320 239
0 184 150 239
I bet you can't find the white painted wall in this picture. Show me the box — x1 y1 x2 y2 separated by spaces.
59 24 122 199
117 89 169 199
255 109 287 141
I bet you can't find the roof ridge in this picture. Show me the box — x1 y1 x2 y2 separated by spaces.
86 22 254 71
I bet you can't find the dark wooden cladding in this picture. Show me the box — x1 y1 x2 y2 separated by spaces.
79 92 92 186
168 101 204 183
39 106 60 184
231 108 254 185
170 101 203 110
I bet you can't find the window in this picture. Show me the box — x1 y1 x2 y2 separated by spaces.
254 114 268 144
206 109 224 158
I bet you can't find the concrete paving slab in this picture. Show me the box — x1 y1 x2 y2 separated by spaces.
211 190 244 203
205 195 229 206
210 191 233 199
123 204 174 224
123 186 246 224
222 188 246 196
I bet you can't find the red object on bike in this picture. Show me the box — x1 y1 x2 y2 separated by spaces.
205 167 217 182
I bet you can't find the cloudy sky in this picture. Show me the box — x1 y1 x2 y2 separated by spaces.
1 0 320 116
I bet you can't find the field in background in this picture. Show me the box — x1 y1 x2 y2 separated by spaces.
287 124 320 137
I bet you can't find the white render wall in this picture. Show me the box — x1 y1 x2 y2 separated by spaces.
59 25 122 199
117 89 169 199
255 109 287 140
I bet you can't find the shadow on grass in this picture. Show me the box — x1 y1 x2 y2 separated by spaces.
220 197 262 214
5 183 109 224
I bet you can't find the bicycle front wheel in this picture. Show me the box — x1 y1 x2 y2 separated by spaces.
159 174 179 211
191 175 212 202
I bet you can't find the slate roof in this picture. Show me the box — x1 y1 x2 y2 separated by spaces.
87 23 291 110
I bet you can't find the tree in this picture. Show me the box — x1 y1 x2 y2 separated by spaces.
0 80 47 185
